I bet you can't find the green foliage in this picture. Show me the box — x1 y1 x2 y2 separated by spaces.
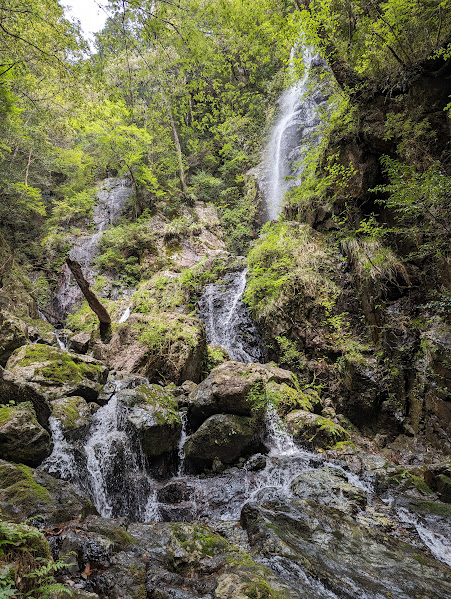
0 516 72 598
245 222 339 323
300 0 451 78
372 156 451 259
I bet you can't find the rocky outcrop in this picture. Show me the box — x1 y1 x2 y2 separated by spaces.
184 413 261 472
0 403 50 466
0 365 51 427
6 344 108 403
120 383 182 457
285 409 349 449
241 498 451 599
49 517 286 599
93 312 206 384
0 311 29 366
0 460 95 524
187 361 295 429
51 395 93 439
69 331 91 354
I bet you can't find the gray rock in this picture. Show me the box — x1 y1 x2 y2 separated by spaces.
51 396 92 439
0 311 29 366
0 403 50 466
184 413 260 472
120 384 182 457
69 332 91 354
187 360 295 429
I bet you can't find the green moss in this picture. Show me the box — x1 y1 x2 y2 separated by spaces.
0 463 51 506
171 524 229 558
410 500 451 518
132 385 180 425
244 580 287 599
0 406 15 427
15 344 103 385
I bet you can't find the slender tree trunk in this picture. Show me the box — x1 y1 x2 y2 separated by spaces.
163 95 189 195
66 258 111 325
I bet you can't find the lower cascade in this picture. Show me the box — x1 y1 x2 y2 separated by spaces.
198 268 264 363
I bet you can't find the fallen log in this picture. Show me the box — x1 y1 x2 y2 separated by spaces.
65 258 111 325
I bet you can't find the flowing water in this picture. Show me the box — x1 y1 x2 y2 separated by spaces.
197 268 263 363
261 46 330 220
53 178 132 319
40 43 451 596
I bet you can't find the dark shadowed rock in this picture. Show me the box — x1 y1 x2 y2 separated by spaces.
0 459 95 524
0 403 50 466
184 413 261 472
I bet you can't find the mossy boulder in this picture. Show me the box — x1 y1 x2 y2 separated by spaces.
93 312 206 385
0 460 95 524
0 365 51 427
120 384 182 457
51 396 92 439
0 311 29 366
6 344 108 402
184 413 260 472
0 403 50 466
187 361 295 429
285 409 349 450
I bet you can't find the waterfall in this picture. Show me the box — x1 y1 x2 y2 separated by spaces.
197 268 263 363
262 45 329 220
42 378 160 522
53 177 133 319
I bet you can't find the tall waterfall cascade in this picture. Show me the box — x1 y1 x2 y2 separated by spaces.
262 46 330 220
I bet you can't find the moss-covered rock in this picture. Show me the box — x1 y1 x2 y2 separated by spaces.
0 460 95 524
187 361 295 429
121 384 182 457
0 311 29 366
51 396 92 439
93 312 206 385
0 402 50 466
184 413 260 472
6 344 108 402
285 409 349 450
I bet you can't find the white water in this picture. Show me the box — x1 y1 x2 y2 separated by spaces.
177 410 188 476
118 306 131 323
262 46 329 220
198 268 263 363
41 418 76 480
54 178 133 319
397 507 451 566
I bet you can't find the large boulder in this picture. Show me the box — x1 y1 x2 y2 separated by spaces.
0 365 51 427
290 466 366 515
0 460 95 524
93 312 206 385
241 499 451 599
0 311 29 366
184 413 260 472
6 344 108 402
187 361 295 429
285 409 349 449
120 384 182 457
0 403 50 466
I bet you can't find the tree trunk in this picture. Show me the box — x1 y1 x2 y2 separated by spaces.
163 95 189 195
66 259 111 325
